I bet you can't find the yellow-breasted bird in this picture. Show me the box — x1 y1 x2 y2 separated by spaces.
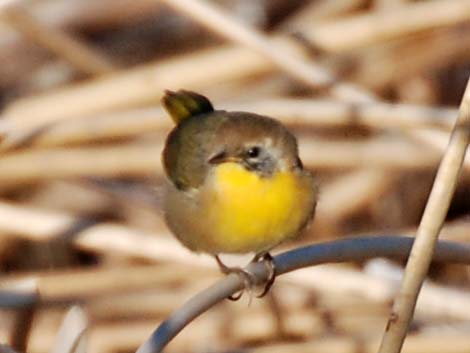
161 90 317 298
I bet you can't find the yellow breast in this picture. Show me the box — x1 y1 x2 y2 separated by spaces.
203 162 311 253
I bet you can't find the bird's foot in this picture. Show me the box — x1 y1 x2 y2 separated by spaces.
215 255 256 302
252 252 276 298
226 268 256 301
214 253 276 301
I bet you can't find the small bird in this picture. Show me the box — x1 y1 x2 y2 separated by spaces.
161 90 317 299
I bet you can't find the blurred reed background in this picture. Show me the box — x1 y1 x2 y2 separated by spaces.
0 0 469 352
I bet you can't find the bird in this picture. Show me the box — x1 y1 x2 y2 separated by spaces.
161 89 317 299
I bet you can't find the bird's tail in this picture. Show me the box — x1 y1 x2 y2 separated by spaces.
162 89 214 124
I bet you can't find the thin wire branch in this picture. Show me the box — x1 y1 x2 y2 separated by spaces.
135 236 470 353
0 290 38 308
377 77 470 352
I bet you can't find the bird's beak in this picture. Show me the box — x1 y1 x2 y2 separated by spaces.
208 152 240 165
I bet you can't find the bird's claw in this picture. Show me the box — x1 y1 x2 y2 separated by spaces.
226 268 256 302
215 255 255 301
252 252 276 298
215 253 276 301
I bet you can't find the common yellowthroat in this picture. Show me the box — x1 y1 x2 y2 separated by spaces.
161 90 317 298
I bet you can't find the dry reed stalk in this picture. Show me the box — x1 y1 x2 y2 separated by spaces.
10 304 35 353
0 2 467 351
86 319 222 353
0 45 270 128
200 75 291 106
244 338 358 353
333 315 389 336
299 138 440 171
378 77 470 352
315 169 396 223
26 317 159 353
0 108 167 151
2 0 468 129
90 283 336 330
19 311 71 353
0 277 38 351
228 99 455 130
0 201 75 240
0 264 213 303
229 309 326 343
374 0 409 10
1 99 456 151
89 282 306 322
252 334 470 353
395 221 470 245
1 202 468 322
283 266 470 321
42 293 385 347
160 0 373 102
25 181 116 216
0 142 163 187
75 222 210 264
88 286 217 319
0 345 20 353
50 306 87 353
0 40 46 89
350 28 470 90
282 0 366 26
408 131 470 180
396 76 440 105
2 6 115 76
300 0 470 52
0 0 161 43
414 280 470 320
318 292 386 315
0 137 447 187
1 0 467 81
83 314 470 353
438 219 470 243
31 317 470 353
410 128 470 165
0 0 161 87
44 0 162 30
0 200 208 265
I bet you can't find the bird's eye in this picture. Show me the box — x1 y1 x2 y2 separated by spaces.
246 146 261 158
